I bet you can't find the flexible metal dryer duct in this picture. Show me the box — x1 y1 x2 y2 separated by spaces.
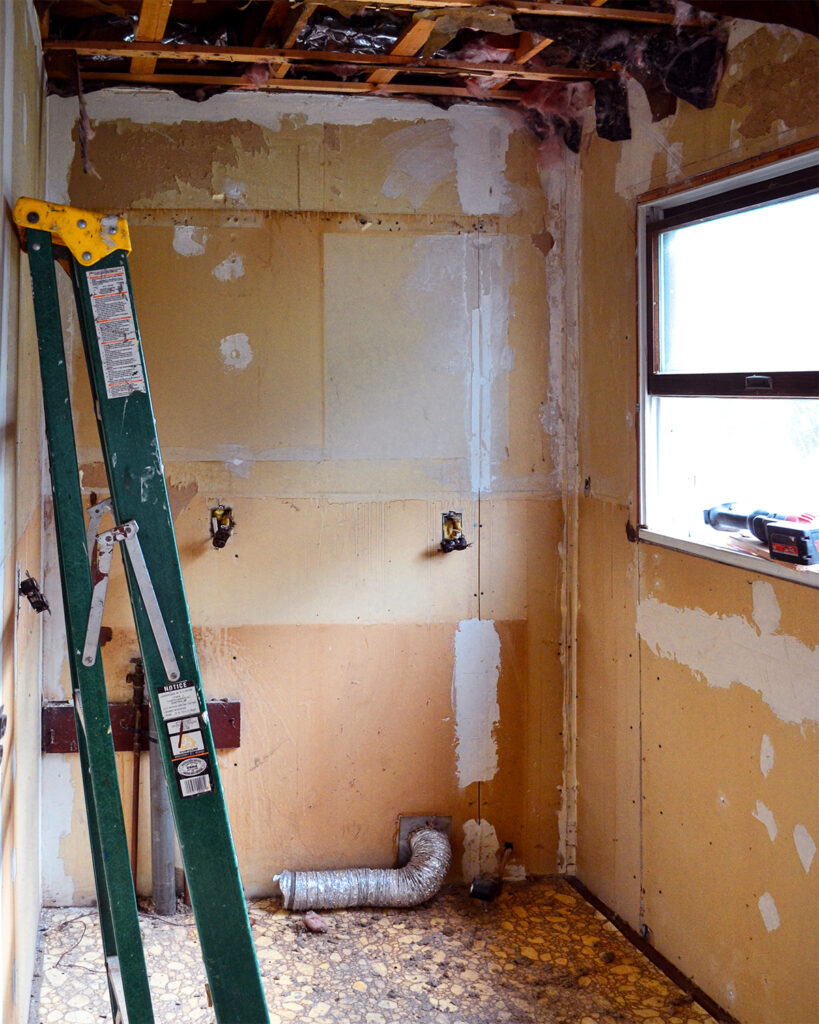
276 826 451 911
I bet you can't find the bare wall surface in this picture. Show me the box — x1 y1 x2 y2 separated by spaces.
0 2 46 1021
576 19 818 1024
42 90 566 904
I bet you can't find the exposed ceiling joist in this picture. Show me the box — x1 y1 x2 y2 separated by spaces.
131 0 173 75
36 0 812 156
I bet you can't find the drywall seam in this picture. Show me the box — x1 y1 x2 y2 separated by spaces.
636 582 819 725
451 619 501 788
467 237 512 494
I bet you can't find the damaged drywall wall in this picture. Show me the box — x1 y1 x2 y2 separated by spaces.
575 16 818 1024
43 83 566 904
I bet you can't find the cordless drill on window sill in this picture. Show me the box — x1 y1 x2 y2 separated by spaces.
703 504 819 566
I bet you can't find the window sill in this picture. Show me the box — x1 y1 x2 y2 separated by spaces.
638 529 819 590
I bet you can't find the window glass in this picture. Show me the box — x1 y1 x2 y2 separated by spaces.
647 396 819 542
657 191 819 375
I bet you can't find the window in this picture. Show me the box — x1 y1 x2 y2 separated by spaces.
638 150 819 581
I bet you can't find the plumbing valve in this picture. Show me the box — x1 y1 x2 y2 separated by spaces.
210 505 235 549
440 511 469 553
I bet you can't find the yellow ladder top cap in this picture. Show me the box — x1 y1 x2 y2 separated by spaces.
13 197 131 266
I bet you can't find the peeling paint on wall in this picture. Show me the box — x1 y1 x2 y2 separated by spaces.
219 332 253 371
752 800 777 842
636 583 819 725
451 619 500 788
757 891 780 932
793 824 816 874
172 225 207 257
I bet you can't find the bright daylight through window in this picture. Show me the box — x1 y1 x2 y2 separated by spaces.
639 152 819 578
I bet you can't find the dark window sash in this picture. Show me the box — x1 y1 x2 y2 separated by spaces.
648 371 819 398
644 164 819 398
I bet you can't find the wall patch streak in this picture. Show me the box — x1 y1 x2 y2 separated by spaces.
793 824 816 874
752 800 777 842
758 892 780 932
219 332 253 371
173 224 208 257
462 818 500 882
636 588 819 725
759 734 775 777
451 619 501 788
213 254 245 281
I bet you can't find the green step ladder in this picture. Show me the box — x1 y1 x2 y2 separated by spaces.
14 197 270 1024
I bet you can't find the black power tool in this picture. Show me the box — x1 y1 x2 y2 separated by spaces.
703 504 819 566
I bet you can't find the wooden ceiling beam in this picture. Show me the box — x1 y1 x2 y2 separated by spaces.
131 0 173 75
275 0 685 23
367 18 437 86
252 1 291 47
48 68 525 102
274 2 318 79
48 40 616 81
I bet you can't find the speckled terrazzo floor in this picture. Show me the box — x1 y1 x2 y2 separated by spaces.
29 877 718 1024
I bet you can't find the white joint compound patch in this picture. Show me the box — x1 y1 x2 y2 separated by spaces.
760 734 775 778
449 106 516 216
752 580 781 635
758 892 780 932
793 824 816 874
462 818 500 882
752 801 777 842
636 584 819 725
219 332 253 371
172 225 207 257
212 254 245 281
381 121 455 210
451 619 501 787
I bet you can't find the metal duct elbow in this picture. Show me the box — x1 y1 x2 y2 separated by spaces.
277 826 451 912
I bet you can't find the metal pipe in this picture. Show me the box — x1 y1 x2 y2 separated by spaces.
276 826 451 912
127 659 145 884
148 702 176 915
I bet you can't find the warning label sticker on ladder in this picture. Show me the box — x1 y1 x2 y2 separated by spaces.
157 681 214 798
86 265 146 399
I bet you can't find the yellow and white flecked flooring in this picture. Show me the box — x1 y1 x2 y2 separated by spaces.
29 877 719 1024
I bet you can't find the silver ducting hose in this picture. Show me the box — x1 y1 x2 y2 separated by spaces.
276 826 451 911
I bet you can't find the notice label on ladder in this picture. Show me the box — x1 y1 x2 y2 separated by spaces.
157 682 214 798
86 266 146 399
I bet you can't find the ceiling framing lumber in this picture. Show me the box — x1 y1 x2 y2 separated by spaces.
131 0 173 76
46 40 617 84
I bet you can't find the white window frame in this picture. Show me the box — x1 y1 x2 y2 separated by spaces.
637 146 819 589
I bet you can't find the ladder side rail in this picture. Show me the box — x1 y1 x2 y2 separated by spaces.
69 249 270 1024
26 232 155 1023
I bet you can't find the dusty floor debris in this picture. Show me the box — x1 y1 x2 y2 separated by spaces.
30 877 717 1023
